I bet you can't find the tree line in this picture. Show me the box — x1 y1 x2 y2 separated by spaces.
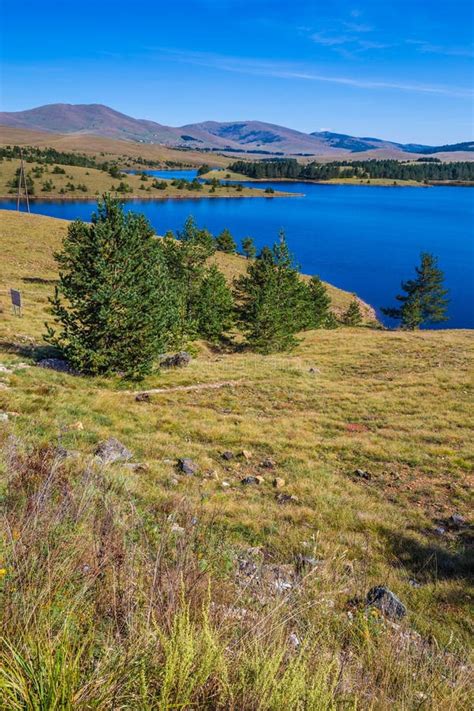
45 197 365 378
229 158 474 182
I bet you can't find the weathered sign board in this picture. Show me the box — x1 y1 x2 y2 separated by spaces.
10 289 22 315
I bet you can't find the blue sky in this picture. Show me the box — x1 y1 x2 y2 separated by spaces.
1 0 473 143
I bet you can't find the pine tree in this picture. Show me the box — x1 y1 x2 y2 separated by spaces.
302 276 331 329
45 196 175 378
241 236 256 259
382 252 449 329
215 228 237 253
234 231 305 353
194 265 234 341
161 217 216 344
342 298 363 326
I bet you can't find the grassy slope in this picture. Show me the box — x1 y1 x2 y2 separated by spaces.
0 211 472 707
0 125 230 167
0 158 293 200
201 169 427 187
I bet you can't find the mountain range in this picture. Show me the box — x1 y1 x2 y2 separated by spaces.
1 103 473 158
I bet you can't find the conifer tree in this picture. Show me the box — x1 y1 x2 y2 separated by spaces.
382 252 449 329
235 231 305 353
342 298 363 326
302 276 331 329
215 228 237 253
194 265 234 341
45 196 175 378
241 236 257 259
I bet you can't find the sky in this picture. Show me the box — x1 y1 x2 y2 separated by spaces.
0 0 473 144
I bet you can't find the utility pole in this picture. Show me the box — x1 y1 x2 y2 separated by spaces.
16 148 30 213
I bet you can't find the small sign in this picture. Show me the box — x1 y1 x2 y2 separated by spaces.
10 289 22 316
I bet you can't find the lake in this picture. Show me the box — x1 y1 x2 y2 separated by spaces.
2 171 473 328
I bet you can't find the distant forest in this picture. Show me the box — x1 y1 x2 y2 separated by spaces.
0 145 181 170
229 158 474 182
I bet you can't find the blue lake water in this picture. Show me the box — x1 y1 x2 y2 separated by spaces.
2 170 473 328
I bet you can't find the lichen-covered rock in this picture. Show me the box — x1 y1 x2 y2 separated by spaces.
366 586 406 619
178 458 199 475
95 438 133 464
160 351 191 368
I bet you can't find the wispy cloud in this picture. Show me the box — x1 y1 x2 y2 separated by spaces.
407 39 474 58
155 48 473 98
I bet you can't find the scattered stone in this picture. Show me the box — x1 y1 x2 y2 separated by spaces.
169 477 179 487
37 358 74 373
409 578 421 588
123 462 150 472
222 481 231 488
434 526 446 536
276 493 298 504
221 451 234 461
260 457 275 469
0 413 9 423
288 632 301 649
0 365 13 374
273 477 285 489
67 421 84 431
308 367 320 374
366 586 406 620
135 392 151 402
95 437 133 464
160 351 191 368
178 458 199 475
448 513 466 529
171 523 185 534
241 450 253 460
354 468 371 480
241 475 264 485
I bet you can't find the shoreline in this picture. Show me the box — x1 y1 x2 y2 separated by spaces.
0 191 301 202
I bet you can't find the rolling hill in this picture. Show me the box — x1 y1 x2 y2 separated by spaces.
1 103 473 159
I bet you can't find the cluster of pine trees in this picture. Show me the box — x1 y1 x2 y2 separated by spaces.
229 158 474 182
46 197 357 378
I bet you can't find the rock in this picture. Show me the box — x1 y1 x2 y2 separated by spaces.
241 475 264 485
354 469 371 480
178 458 199 475
288 632 301 649
95 437 133 464
276 493 298 504
0 365 13 374
434 526 446 536
0 413 9 423
221 451 234 461
169 477 179 487
171 523 185 534
222 481 230 488
308 367 320 374
135 392 151 402
366 586 406 619
260 457 275 469
160 351 191 368
241 450 253 460
123 462 150 472
37 358 74 373
448 513 466 529
273 477 285 489
409 578 421 588
67 421 84 431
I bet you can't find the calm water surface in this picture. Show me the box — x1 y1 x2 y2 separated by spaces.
3 170 473 328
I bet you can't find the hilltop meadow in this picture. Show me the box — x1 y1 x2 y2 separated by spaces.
0 210 472 709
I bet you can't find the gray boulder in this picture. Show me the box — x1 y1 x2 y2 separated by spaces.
178 458 199 475
95 438 133 464
160 352 191 368
37 358 74 373
366 586 406 619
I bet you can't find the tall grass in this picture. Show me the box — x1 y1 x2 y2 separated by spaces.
0 442 471 709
